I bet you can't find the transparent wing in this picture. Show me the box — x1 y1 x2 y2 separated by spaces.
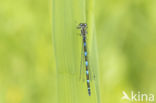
88 50 96 82
80 41 85 82
89 65 96 82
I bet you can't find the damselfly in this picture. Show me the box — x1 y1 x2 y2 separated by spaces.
77 23 91 96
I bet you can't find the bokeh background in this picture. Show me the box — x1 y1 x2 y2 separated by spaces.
1 0 156 103
95 0 156 103
0 0 57 103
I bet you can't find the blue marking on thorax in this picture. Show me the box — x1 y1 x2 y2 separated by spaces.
84 52 87 56
87 80 90 83
86 70 89 75
84 42 86 46
88 88 90 90
85 61 88 66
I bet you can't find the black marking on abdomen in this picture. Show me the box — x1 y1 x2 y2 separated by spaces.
83 37 91 96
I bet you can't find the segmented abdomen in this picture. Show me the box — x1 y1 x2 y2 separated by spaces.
83 37 91 96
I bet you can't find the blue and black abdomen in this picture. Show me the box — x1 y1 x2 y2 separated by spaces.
83 37 91 96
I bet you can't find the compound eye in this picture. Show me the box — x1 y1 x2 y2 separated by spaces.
80 23 83 26
84 24 87 26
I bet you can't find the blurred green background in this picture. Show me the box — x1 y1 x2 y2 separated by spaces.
95 0 156 103
1 0 156 103
0 0 57 103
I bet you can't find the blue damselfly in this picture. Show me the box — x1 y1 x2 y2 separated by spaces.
77 23 91 96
